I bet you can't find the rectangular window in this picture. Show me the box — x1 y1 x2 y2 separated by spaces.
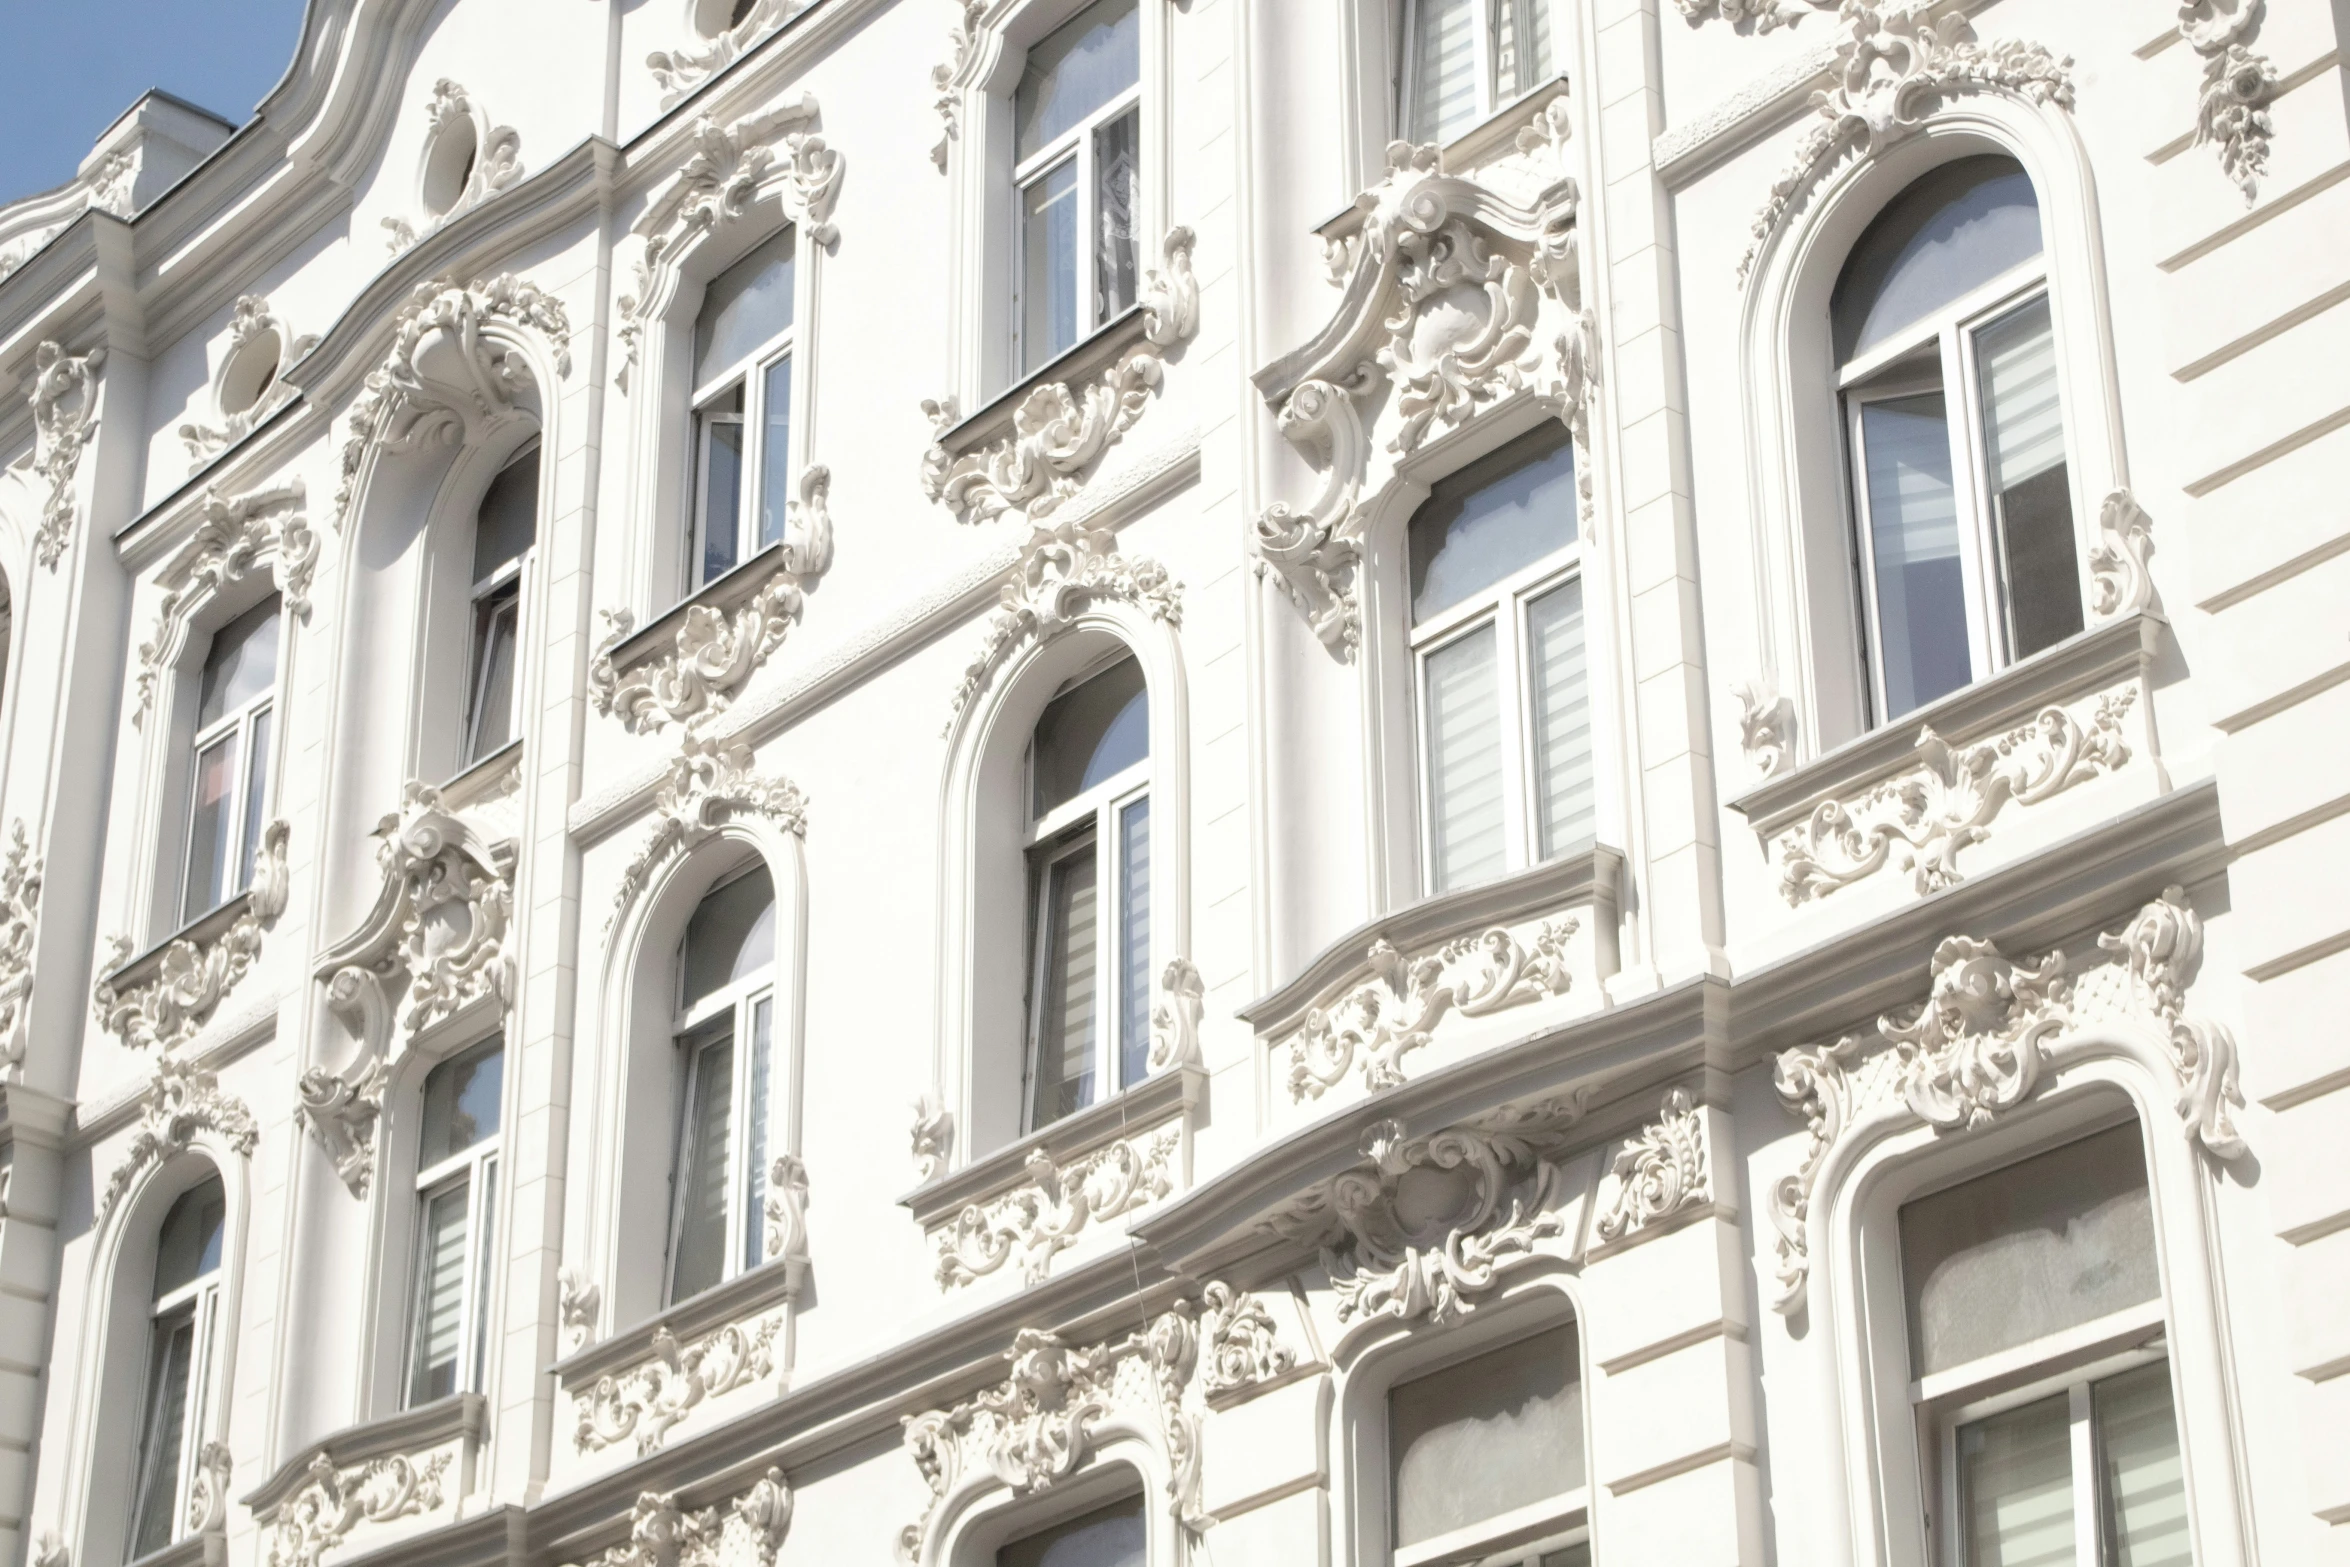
182 598 281 925
130 1307 198 1560
132 1180 225 1563
1388 1324 1588 1565
1854 390 1974 721
1010 0 1142 381
406 1038 502 1408
668 1019 735 1305
1974 295 2081 661
1404 0 1555 147
1117 796 1151 1089
997 1495 1146 1567
690 229 797 596
1422 622 1506 892
462 445 538 768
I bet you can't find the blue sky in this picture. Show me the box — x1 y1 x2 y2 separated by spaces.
0 0 312 206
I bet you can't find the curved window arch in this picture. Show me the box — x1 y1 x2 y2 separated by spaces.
460 444 538 768
128 1174 226 1562
665 862 778 1304
1832 155 2082 723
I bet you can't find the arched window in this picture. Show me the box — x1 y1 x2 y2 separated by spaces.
462 445 538 767
666 863 778 1304
690 229 796 593
1895 1121 2183 1565
997 1495 1145 1567
403 1037 503 1407
182 597 280 924
1400 0 1553 146
128 1176 226 1562
1406 422 1592 895
1011 0 1141 380
1385 1323 1586 1565
1021 654 1149 1132
1832 156 2080 724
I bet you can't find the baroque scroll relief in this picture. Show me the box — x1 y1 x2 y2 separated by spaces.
921 228 1199 527
1269 1093 1590 1327
27 341 105 570
0 822 43 1077
1199 1281 1297 1400
93 820 291 1054
2181 0 2277 203
178 296 316 467
1251 141 1589 654
608 733 808 932
382 81 523 254
930 1123 1181 1291
1737 3 2074 285
1672 0 1834 31
98 1053 261 1224
898 1310 1204 1563
946 516 1182 729
559 1268 604 1354
1767 886 2246 1314
333 274 573 530
649 0 810 107
558 1472 793 1567
263 1450 452 1567
1594 1087 1712 1244
1733 678 1797 781
926 1 985 169
1284 917 1577 1101
1147 958 1205 1073
574 1315 785 1457
134 480 317 722
911 1090 955 1182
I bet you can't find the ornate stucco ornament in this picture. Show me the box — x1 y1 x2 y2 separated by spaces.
0 822 43 1077
98 1053 261 1224
764 1152 812 1286
910 1090 955 1182
263 1450 451 1567
1271 1094 1589 1326
2181 0 2277 203
178 296 315 466
575 1317 783 1457
1147 957 1206 1072
187 1443 234 1539
134 481 316 722
946 518 1182 728
1252 142 1589 654
1287 919 1576 1100
1595 1088 1712 1243
617 94 840 386
382 81 522 254
927 1 986 169
28 341 106 570
898 1310 1203 1563
932 1124 1180 1290
2089 490 2159 619
0 145 151 285
92 821 291 1054
920 227 1199 526
609 734 808 930
1671 0 1834 31
1768 887 2246 1313
558 1268 604 1354
297 1055 390 1199
1738 3 2073 285
333 274 573 530
649 0 808 107
558 1473 793 1567
1732 678 1797 781
29 1531 66 1567
1199 1281 1296 1399
1775 689 2135 904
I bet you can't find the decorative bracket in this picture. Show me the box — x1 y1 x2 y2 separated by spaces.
28 342 105 570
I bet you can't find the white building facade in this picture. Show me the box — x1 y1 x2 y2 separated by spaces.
0 1 2342 1565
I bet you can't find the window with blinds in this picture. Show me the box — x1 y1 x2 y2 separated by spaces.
406 1037 502 1408
1402 0 1555 148
1406 422 1594 896
131 1178 226 1563
1386 1324 1589 1566
1832 156 2082 725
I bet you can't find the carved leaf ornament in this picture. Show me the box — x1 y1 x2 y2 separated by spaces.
649 0 805 108
93 821 291 1055
946 517 1182 730
179 296 317 466
558 1472 793 1567
609 734 808 932
99 1054 261 1225
932 1126 1180 1290
2180 0 2277 204
1596 1087 1711 1243
1199 1281 1296 1398
265 1450 450 1567
28 341 105 570
1768 887 2246 1313
0 821 43 1076
135 481 317 722
575 1316 783 1457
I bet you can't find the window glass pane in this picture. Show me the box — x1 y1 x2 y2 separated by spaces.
997 1495 1146 1567
1859 391 1972 719
1390 1324 1584 1546
1014 0 1140 160
183 733 236 924
743 998 772 1274
465 585 521 764
1975 295 2082 660
406 1176 470 1406
153 1178 226 1299
196 598 280 728
1408 0 1480 145
1899 1123 2159 1376
699 407 746 588
237 706 272 893
1833 156 2042 361
1423 622 1505 892
1029 840 1099 1129
1032 656 1148 816
1022 159 1081 374
668 1025 735 1303
469 1158 497 1397
757 354 793 552
472 446 539 583
1525 578 1594 859
1409 423 1577 623
1117 796 1149 1090
694 228 796 382
1490 0 1552 103
131 1308 197 1560
419 1038 504 1167
2096 1364 2189 1567
682 865 777 1010
1094 109 1140 323
1958 1394 2076 1567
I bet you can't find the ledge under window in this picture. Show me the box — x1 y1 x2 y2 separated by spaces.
937 304 1148 461
437 737 522 814
551 1254 803 1390
903 1063 1202 1227
605 540 793 675
103 890 257 997
242 1393 486 1516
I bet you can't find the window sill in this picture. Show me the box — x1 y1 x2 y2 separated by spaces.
241 1393 486 1516
935 304 1148 462
604 540 793 675
127 1534 216 1567
550 1254 804 1389
1729 612 2162 838
103 890 258 997
903 1063 1203 1229
437 738 523 814
1311 73 1573 248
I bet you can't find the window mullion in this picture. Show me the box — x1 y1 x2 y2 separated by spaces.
1845 395 1894 726
2068 1380 2099 1567
1095 798 1119 1096
1501 591 1535 871
1941 323 1998 680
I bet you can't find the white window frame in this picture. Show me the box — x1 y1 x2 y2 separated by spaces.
130 1239 223 1560
1008 11 1143 381
1396 0 1558 148
461 447 536 769
689 235 798 595
1020 745 1149 1133
402 1041 503 1409
664 873 779 1304
1839 254 2080 726
1410 540 1587 896
179 606 279 924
